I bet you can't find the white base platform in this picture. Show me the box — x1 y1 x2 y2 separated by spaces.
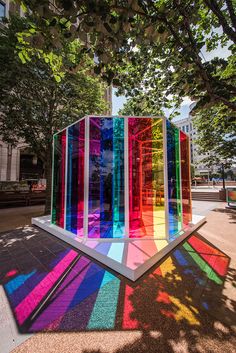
32 215 206 281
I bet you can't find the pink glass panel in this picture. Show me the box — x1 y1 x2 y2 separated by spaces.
77 119 85 235
59 130 66 228
88 117 101 238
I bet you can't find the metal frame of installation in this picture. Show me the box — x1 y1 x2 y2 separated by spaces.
32 116 206 281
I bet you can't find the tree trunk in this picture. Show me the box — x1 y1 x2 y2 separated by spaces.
44 149 52 215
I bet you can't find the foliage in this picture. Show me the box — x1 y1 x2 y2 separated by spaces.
226 169 235 180
194 104 236 167
0 15 107 213
14 0 236 114
118 94 163 116
1 2 236 188
121 96 236 169
191 164 195 179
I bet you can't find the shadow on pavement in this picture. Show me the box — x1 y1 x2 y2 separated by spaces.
0 225 236 353
212 207 236 224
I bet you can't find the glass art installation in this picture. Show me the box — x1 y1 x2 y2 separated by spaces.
51 116 192 240
33 116 203 281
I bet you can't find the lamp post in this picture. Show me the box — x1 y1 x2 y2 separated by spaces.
219 160 227 201
221 162 226 190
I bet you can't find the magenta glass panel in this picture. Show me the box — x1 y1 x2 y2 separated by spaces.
88 117 101 238
180 130 192 225
52 129 66 228
66 119 85 236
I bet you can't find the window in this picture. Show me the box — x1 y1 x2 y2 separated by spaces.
182 126 185 132
0 1 6 19
186 125 189 133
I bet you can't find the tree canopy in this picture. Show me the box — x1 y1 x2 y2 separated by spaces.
118 93 163 116
14 0 236 114
1 1 235 182
194 104 236 167
0 15 107 213
120 95 236 168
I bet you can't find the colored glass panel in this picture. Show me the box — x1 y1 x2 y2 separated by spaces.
180 130 192 225
51 116 192 240
52 129 66 228
166 120 182 237
88 117 125 238
128 117 165 238
66 119 85 235
112 118 125 237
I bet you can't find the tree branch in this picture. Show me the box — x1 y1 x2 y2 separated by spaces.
225 0 236 30
170 0 236 111
204 0 236 44
212 95 236 111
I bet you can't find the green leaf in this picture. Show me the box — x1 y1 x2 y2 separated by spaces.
54 74 61 82
18 51 26 64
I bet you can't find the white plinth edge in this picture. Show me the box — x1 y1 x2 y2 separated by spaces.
32 215 206 281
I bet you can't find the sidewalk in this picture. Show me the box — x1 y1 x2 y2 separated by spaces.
0 202 235 353
0 205 44 233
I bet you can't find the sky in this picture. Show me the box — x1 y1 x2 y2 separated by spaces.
112 88 193 121
112 39 230 120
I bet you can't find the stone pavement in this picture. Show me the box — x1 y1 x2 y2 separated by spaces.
192 200 227 216
0 205 44 233
0 202 235 353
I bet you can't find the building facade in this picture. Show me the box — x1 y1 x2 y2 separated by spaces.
174 103 213 176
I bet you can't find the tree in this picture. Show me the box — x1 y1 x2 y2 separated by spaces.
120 94 236 169
194 104 236 167
14 0 236 113
0 15 107 214
191 164 195 179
